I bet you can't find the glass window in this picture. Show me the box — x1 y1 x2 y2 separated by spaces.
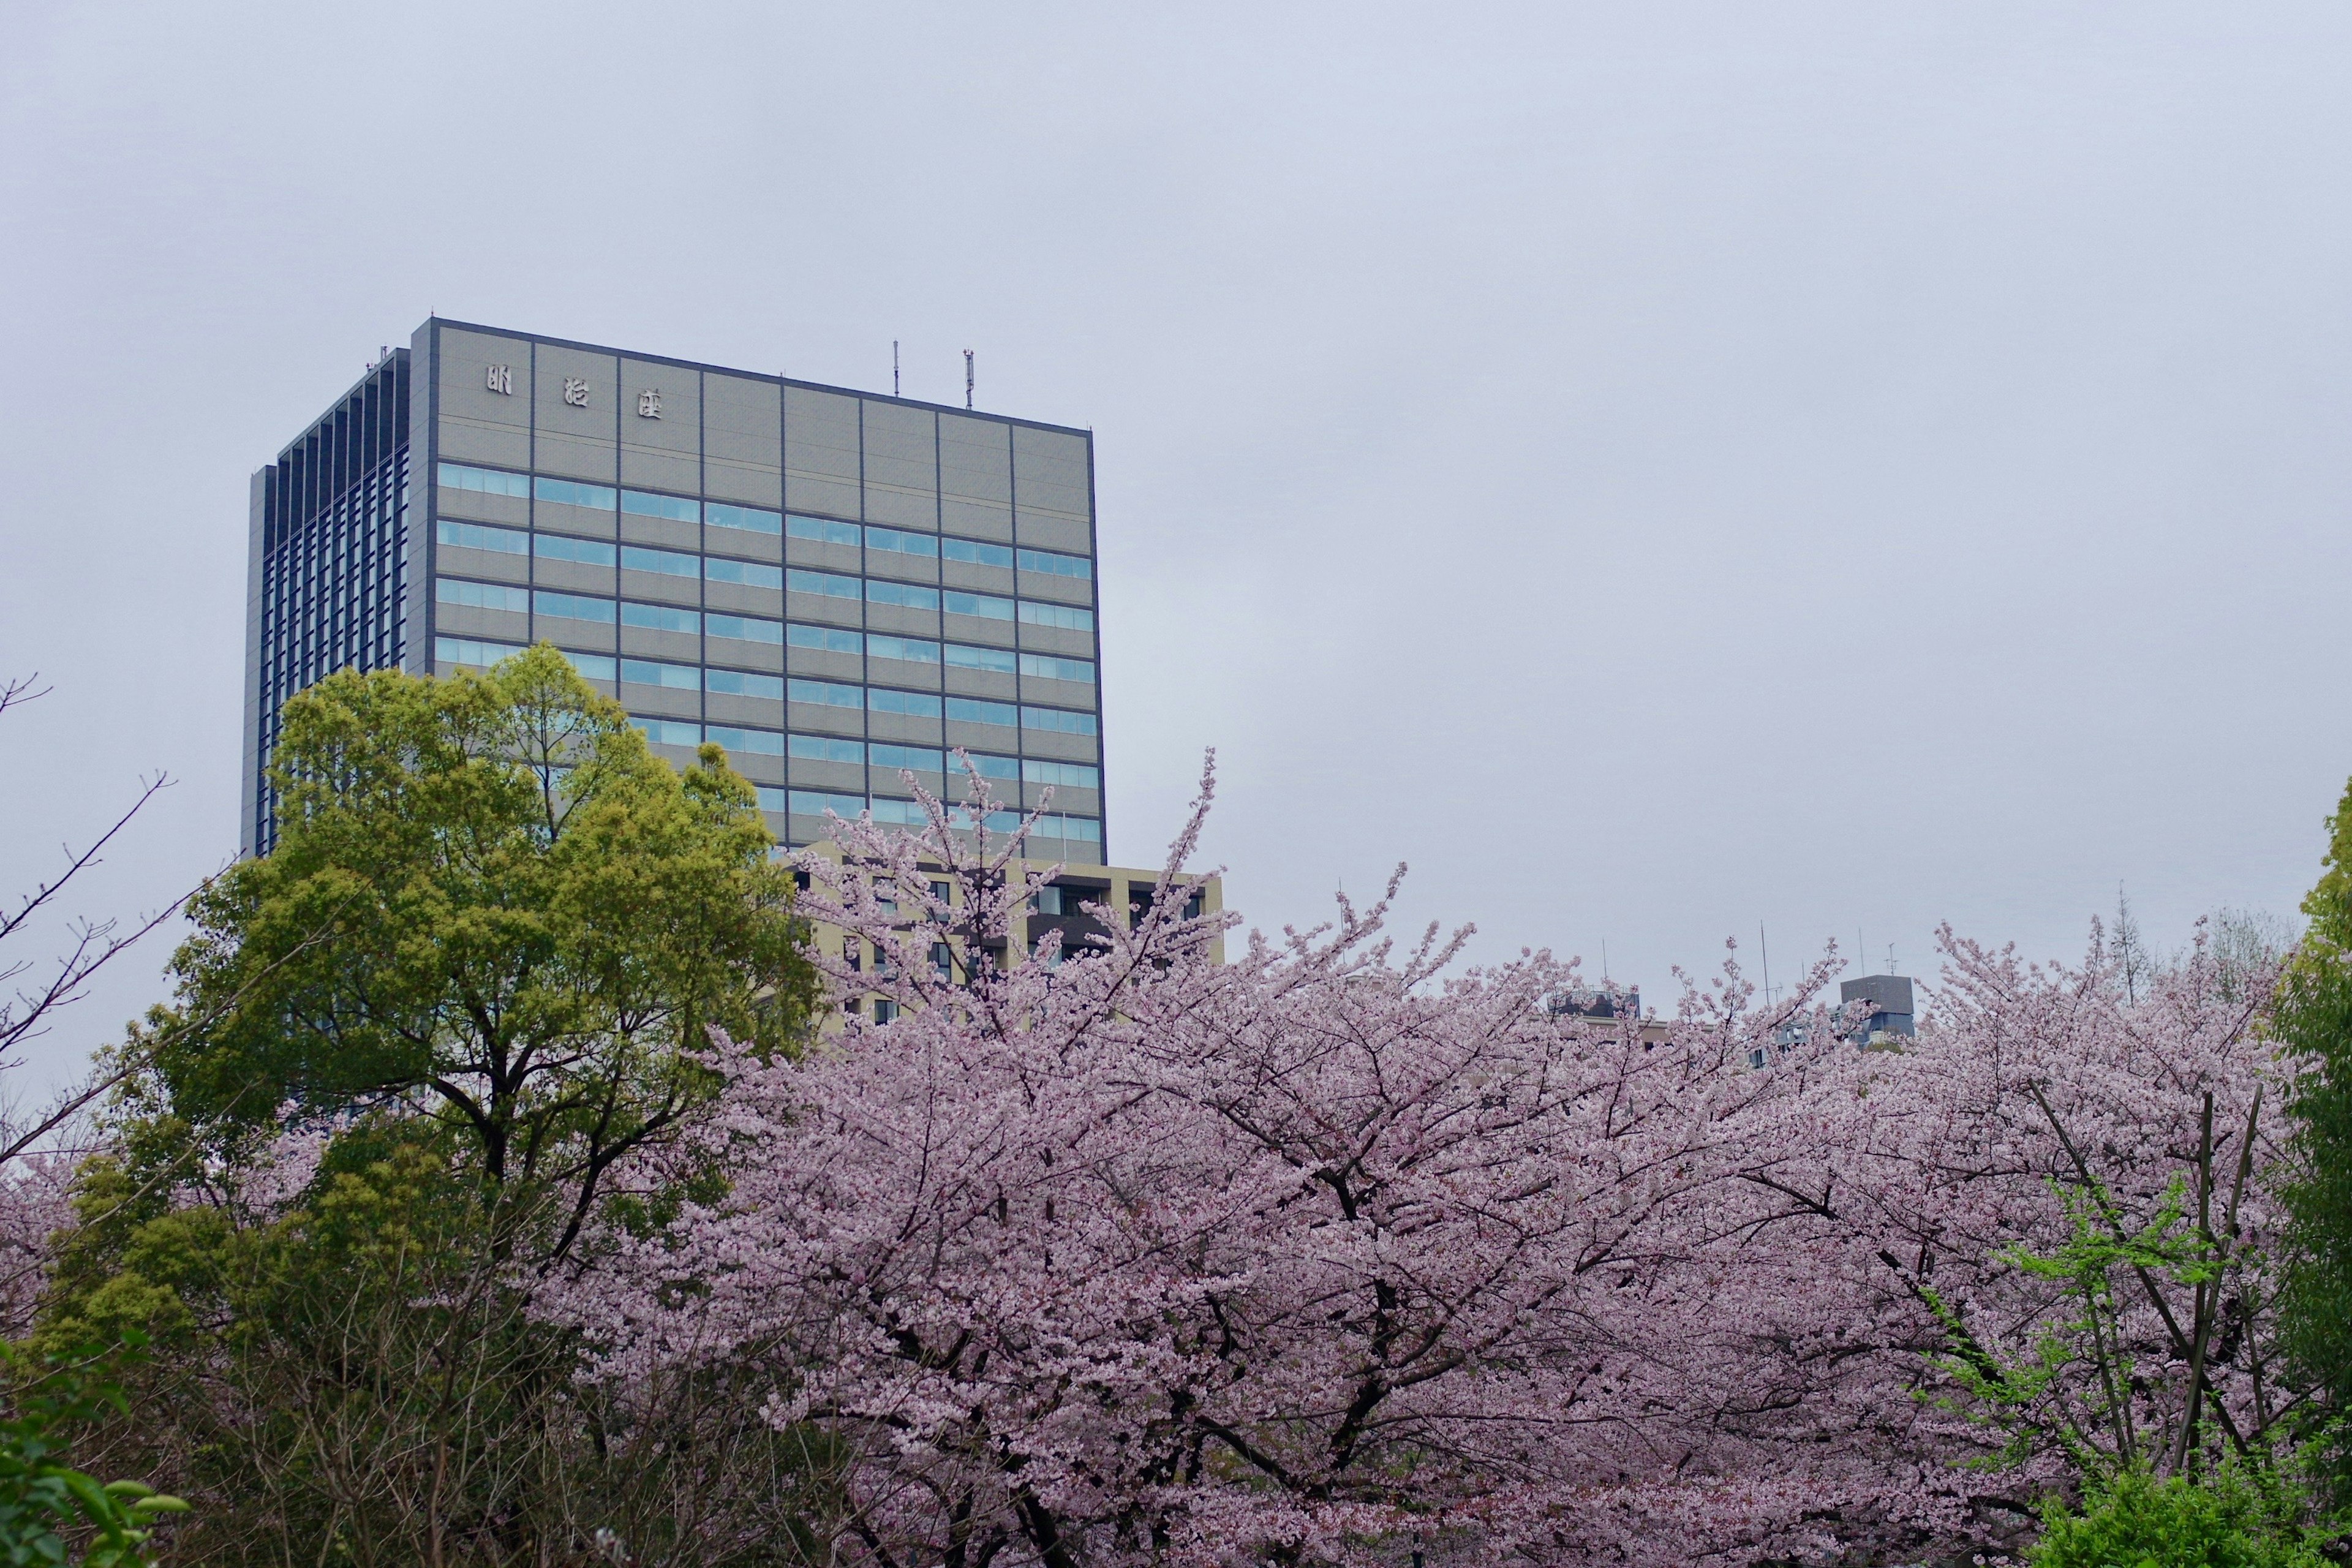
786 514 861 546
1023 759 1101 790
436 578 529 614
535 534 617 567
705 723 785 756
788 568 861 600
1017 548 1091 581
867 581 940 611
962 752 1020 782
869 635 940 664
706 668 785 700
870 742 944 772
1017 600 1095 633
789 789 867 817
534 590 616 625
620 658 700 690
435 635 521 668
706 557 785 589
869 688 941 718
865 526 938 559
562 651 617 682
786 623 861 654
788 679 864 709
621 545 700 578
943 590 1014 621
632 717 701 748
945 696 1018 728
439 462 530 499
437 519 527 554
790 733 864 765
533 477 617 511
959 807 1025 835
870 798 929 827
1022 706 1098 736
621 602 699 635
709 612 784 644
944 643 1016 674
755 785 790 813
622 490 699 522
709 502 783 536
942 537 1015 569
1019 652 1095 684
1037 813 1103 843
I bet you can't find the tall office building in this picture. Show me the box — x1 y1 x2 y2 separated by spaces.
244 319 1107 865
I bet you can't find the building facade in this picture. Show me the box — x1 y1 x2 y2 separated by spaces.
244 318 1107 864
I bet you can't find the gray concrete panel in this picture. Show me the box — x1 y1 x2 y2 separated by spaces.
619 568 701 607
1016 622 1094 658
866 554 939 586
440 488 530 527
785 537 862 573
861 399 937 528
943 666 1018 700
1020 676 1097 709
785 386 861 518
789 701 865 737
706 461 784 507
793 756 865 791
620 360 699 458
619 625 701 662
1013 512 1093 553
540 620 617 654
533 499 617 539
532 558 616 595
867 710 944 745
942 611 1017 647
437 329 533 469
535 431 619 483
704 581 783 617
1025 785 1101 816
705 374 782 464
939 412 1012 502
786 590 864 628
622 683 700 720
437 415 530 470
620 513 701 551
1021 729 1099 763
706 693 785 728
731 752 786 786
870 769 946 801
438 545 530 585
436 603 531 641
706 525 783 564
621 449 699 494
1012 425 1091 517
942 560 1015 594
941 498 1014 539
864 602 940 638
786 645 863 681
534 344 619 469
867 655 943 691
944 718 1020 753
1016 571 1094 607
707 632 785 673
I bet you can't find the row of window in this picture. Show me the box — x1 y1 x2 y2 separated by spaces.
763 788 1101 842
440 463 1090 576
596 647 1091 693
430 637 1099 735
437 522 1095 631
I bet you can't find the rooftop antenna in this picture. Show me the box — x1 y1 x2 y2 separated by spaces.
964 349 974 409
1601 939 1610 987
892 340 900 398
1760 923 1772 1008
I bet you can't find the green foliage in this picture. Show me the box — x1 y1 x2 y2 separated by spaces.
2278 780 2352 1507
2029 1466 2330 1568
0 1337 187 1568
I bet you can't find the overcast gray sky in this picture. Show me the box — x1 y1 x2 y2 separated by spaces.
6 2 2351 1088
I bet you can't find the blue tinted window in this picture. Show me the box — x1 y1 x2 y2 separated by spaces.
706 557 785 589
786 623 861 654
867 581 940 611
435 635 521 668
705 723 785 756
788 568 861 600
1037 813 1102 843
706 668 785 700
437 519 527 554
620 658 700 690
960 752 1021 782
789 790 867 817
535 590 616 624
437 578 529 614
869 688 941 718
944 643 1016 674
1023 759 1101 790
1019 652 1095 684
942 537 1015 569
535 534 617 567
534 477 617 511
709 502 783 536
621 545 699 578
946 696 1017 728
439 462 530 499
633 717 701 748
1018 600 1094 633
562 651 617 682
869 635 940 664
943 590 1014 621
621 601 699 634
788 679 864 709
960 807 1025 834
790 733 864 765
709 612 783 644
1022 706 1098 736
870 798 929 827
622 490 699 522
870 742 944 772
787 514 861 546
865 526 938 559
1017 548 1091 581
755 785 790 813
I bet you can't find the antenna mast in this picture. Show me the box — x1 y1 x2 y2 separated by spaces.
893 340 900 398
964 350 974 409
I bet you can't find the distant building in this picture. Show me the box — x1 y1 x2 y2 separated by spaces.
1839 974 1917 1046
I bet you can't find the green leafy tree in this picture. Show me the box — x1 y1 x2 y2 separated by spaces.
2281 780 2352 1506
39 647 824 1565
0 1337 187 1568
2030 1466 2330 1568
